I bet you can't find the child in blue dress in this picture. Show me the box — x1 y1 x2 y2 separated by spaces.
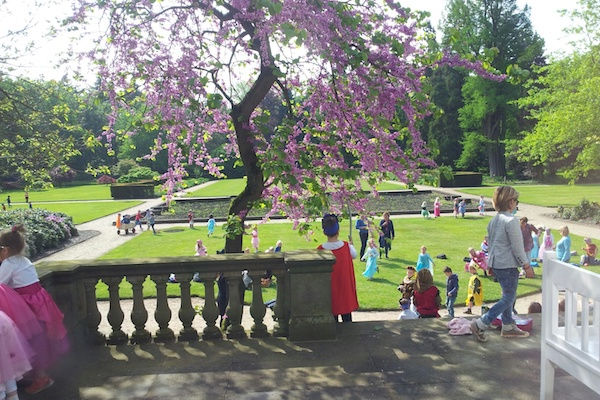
361 239 378 280
416 245 435 276
207 214 216 237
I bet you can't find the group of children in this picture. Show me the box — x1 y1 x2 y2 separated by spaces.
420 195 486 219
0 225 68 399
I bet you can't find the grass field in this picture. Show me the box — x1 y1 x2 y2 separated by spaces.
185 178 407 198
96 216 597 309
459 184 600 207
2 183 114 203
11 201 143 224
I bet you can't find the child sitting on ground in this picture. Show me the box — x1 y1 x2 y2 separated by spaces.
195 239 207 256
420 201 430 219
465 247 489 277
413 269 441 318
465 264 483 315
444 266 459 319
528 302 542 314
398 298 418 320
397 266 416 301
581 238 598 266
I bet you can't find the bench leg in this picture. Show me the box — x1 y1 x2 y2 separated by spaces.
540 357 555 400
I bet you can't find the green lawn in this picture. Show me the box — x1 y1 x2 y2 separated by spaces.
458 184 600 207
2 183 114 203
185 178 407 198
97 216 597 309
12 201 143 224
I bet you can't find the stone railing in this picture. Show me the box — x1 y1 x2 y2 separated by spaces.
36 251 336 346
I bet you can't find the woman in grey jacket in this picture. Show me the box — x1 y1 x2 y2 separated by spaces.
471 186 534 342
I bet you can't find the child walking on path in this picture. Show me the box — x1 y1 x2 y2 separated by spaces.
361 239 378 280
416 245 435 276
444 266 458 318
188 210 194 229
465 264 483 314
207 214 216 237
0 310 33 400
413 269 441 318
478 196 485 216
0 225 68 395
458 199 467 218
453 198 459 218
317 213 359 322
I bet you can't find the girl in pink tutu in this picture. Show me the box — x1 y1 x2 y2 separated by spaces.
0 225 68 395
0 310 33 400
195 239 207 256
433 197 441 218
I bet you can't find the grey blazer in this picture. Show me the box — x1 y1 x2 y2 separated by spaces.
487 211 528 269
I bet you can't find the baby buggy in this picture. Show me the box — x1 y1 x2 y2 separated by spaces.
117 215 136 235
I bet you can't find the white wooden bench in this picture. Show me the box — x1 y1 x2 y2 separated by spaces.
541 251 600 399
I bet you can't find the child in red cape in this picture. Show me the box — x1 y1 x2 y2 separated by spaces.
317 213 359 322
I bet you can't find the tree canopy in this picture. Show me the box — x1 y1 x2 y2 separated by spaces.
517 0 600 181
70 0 500 251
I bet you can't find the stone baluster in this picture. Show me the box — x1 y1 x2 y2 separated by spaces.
151 274 175 343
127 275 151 344
201 276 222 340
224 273 246 339
83 278 106 345
104 277 128 345
177 273 199 342
248 271 268 338
272 270 289 337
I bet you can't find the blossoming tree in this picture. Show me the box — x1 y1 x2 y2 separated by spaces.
71 0 500 252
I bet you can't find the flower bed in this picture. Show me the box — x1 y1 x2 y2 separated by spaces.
0 208 78 258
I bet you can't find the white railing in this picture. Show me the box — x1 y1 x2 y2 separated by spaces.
540 251 600 399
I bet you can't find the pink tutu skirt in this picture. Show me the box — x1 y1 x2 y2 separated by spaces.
0 311 33 383
0 284 43 341
14 282 69 369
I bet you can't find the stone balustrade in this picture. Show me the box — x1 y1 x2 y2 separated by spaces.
36 250 336 346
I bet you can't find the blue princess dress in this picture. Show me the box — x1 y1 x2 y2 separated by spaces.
362 247 379 279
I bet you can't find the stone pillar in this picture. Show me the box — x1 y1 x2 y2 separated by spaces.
224 273 246 339
248 272 268 338
272 270 289 337
201 277 222 340
83 278 106 345
177 273 199 342
285 250 336 341
127 275 151 345
151 274 175 343
104 277 129 345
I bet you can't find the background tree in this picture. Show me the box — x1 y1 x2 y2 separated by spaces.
516 0 600 182
71 0 500 252
442 0 545 176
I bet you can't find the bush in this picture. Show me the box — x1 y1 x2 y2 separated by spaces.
50 167 77 185
556 199 600 223
97 174 117 184
112 159 138 177
117 166 157 183
0 209 77 258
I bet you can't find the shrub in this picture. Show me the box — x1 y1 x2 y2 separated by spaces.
0 208 78 258
556 199 600 223
117 166 157 183
97 174 117 184
112 159 139 177
50 167 77 185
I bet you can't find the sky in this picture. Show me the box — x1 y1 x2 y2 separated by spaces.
0 0 579 83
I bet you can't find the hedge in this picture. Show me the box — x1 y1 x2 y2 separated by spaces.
110 181 156 199
439 171 483 187
0 208 78 258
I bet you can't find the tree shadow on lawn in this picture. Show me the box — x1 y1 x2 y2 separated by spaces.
364 277 395 285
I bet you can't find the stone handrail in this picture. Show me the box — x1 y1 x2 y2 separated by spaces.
36 250 336 345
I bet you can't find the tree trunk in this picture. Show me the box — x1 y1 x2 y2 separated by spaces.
224 67 276 253
484 113 507 178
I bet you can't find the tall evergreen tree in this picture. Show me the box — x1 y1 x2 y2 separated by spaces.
442 0 545 176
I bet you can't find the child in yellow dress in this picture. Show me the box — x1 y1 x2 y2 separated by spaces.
465 264 483 314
